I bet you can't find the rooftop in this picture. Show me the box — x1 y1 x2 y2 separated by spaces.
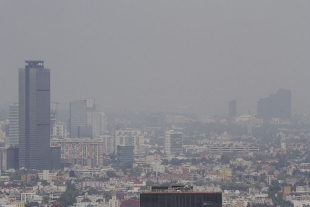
142 185 221 194
25 60 44 68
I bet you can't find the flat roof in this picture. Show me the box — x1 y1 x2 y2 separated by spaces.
140 192 222 194
25 60 44 62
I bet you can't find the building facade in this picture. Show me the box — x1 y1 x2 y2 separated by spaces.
98 134 114 155
69 100 87 138
9 103 19 146
114 128 144 155
87 111 107 137
19 61 51 170
117 145 134 167
50 138 104 167
52 122 67 138
165 130 183 155
140 186 222 207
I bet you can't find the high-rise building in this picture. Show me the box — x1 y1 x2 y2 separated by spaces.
114 128 145 155
99 134 114 155
0 147 19 171
70 99 101 138
165 130 183 155
257 89 291 120
9 103 19 146
140 186 222 207
117 145 134 167
69 100 87 138
19 61 51 170
229 100 237 118
87 111 107 137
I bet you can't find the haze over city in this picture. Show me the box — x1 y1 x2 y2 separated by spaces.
1 1 310 114
3 1 310 207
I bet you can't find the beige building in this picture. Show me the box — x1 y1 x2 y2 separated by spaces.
108 196 119 207
38 170 57 182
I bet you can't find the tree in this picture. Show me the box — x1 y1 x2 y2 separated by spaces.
87 188 100 195
106 171 117 178
162 159 169 165
58 182 79 207
103 191 112 201
41 180 49 186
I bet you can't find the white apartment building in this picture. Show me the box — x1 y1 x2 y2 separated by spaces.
98 134 114 154
52 122 67 138
38 170 57 182
114 128 144 155
21 193 36 202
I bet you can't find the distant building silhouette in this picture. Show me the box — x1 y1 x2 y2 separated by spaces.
257 89 291 120
70 99 103 138
19 61 51 170
69 100 87 138
229 100 237 118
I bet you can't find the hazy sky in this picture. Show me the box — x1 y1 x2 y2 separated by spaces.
1 1 310 115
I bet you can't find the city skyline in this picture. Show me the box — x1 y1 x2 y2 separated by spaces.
1 1 310 115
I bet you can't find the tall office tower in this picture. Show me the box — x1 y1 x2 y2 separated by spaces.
70 100 87 137
229 100 237 118
87 111 107 137
114 128 145 155
19 61 51 170
8 103 19 146
164 130 183 155
257 89 291 120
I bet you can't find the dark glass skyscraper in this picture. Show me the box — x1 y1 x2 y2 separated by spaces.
19 61 51 170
